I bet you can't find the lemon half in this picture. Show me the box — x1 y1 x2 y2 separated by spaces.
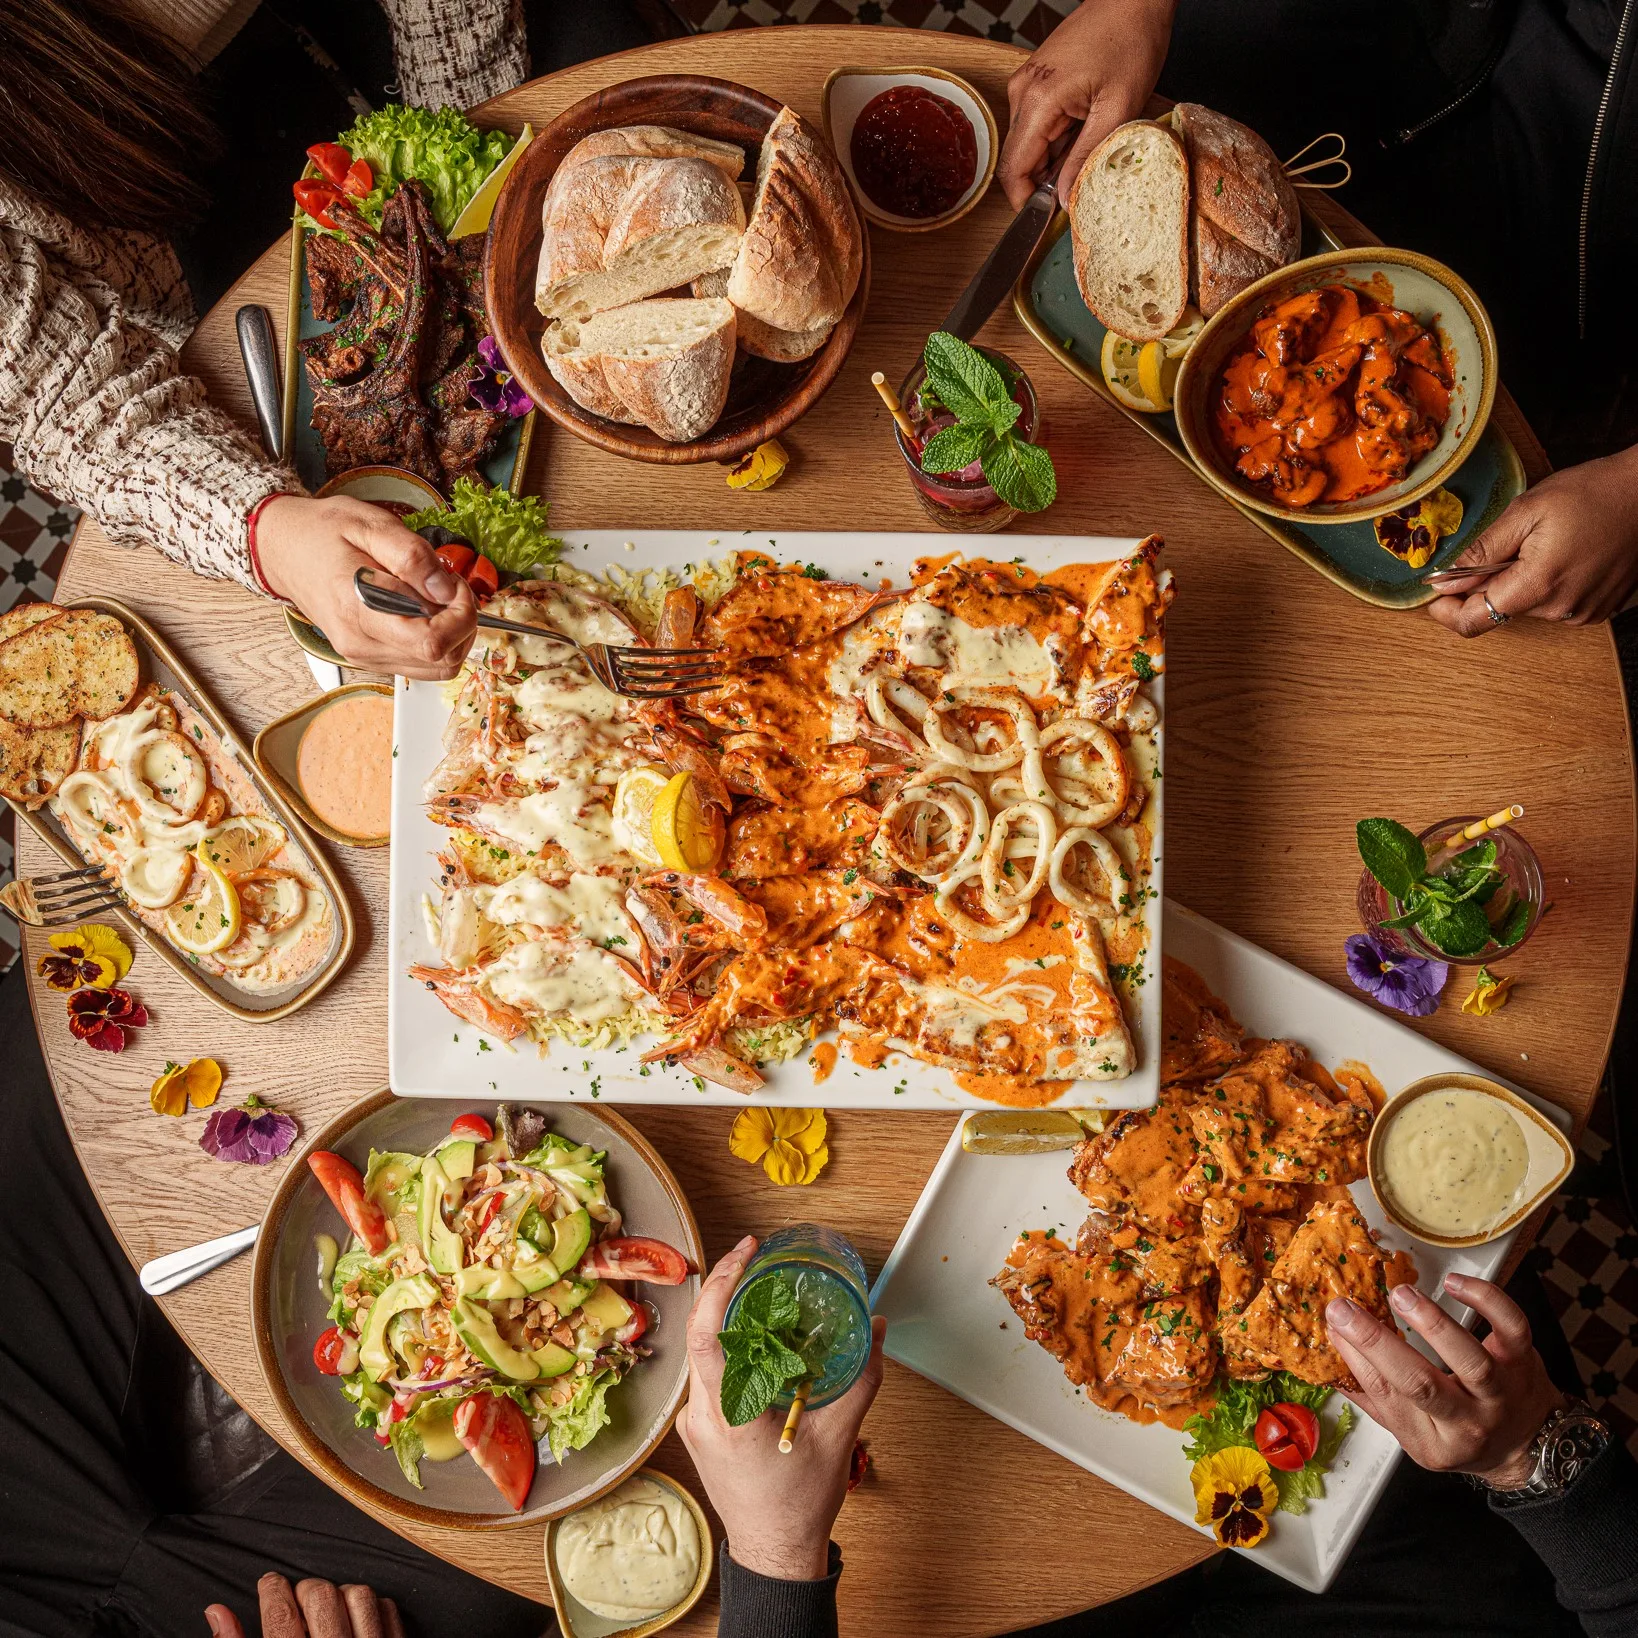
650 771 722 872
164 852 241 955
961 1109 1108 1154
612 767 669 868
197 815 284 878
1100 332 1164 414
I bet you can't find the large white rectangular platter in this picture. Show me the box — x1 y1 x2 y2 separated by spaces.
870 899 1569 1592
388 530 1163 1109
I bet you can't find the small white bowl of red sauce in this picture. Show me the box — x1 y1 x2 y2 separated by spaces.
823 67 997 232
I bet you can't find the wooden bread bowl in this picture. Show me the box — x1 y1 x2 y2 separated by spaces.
486 74 870 466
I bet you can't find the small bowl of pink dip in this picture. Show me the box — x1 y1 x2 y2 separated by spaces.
253 683 395 847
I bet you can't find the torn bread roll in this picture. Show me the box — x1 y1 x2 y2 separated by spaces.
691 267 833 362
543 297 736 442
555 123 746 183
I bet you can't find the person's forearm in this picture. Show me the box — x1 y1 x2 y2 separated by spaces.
718 1543 842 1638
1491 1442 1638 1637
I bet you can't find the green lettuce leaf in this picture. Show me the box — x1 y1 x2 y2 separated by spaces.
328 1248 391 1325
545 1367 621 1464
339 1370 390 1429
326 105 512 234
403 479 562 576
1275 1404 1354 1515
388 1417 426 1489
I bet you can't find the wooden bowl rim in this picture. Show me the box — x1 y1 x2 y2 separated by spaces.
1172 245 1499 526
251 1087 705 1529
484 71 870 466
1365 1072 1574 1249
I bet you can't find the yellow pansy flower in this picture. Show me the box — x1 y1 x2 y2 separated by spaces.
37 923 132 991
1191 1446 1277 1547
1462 966 1516 1016
726 439 790 492
728 1106 829 1185
150 1058 225 1118
1374 486 1465 569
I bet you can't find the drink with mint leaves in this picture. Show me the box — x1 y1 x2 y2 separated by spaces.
1357 815 1544 964
718 1225 871 1427
896 337 1050 532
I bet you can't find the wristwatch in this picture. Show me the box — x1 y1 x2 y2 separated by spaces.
1480 1398 1611 1505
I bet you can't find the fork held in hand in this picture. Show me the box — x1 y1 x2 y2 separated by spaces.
354 568 723 699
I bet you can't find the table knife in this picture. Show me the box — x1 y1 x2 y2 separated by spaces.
938 174 1061 341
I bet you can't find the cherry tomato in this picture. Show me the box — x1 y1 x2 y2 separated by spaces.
292 179 345 230
341 156 374 197
307 1151 391 1254
434 543 476 579
1270 1401 1320 1463
450 1111 492 1141
312 1326 348 1375
578 1237 690 1285
454 1392 536 1512
305 142 353 185
614 1302 650 1346
465 554 499 600
1254 1408 1305 1472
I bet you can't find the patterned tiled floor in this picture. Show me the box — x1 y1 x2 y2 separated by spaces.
4 0 1635 1460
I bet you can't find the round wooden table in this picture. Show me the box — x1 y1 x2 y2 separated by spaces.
20 26 1637 1638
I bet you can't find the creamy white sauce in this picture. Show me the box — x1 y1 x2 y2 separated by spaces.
478 872 633 948
554 1476 700 1623
477 782 621 869
482 940 643 1025
1378 1088 1530 1237
896 603 1058 697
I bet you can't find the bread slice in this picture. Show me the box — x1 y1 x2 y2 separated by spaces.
691 268 833 362
0 603 62 644
536 155 744 322
0 717 80 805
0 616 79 726
1067 121 1190 343
556 124 745 184
68 611 141 720
544 298 735 442
727 107 862 335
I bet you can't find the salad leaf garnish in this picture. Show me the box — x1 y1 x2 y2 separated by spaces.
331 105 512 234
1181 1372 1351 1515
403 479 563 577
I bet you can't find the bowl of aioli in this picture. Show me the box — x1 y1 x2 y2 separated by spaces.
545 1469 713 1638
253 683 395 847
1367 1074 1573 1249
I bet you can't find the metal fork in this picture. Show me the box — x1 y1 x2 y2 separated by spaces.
354 568 723 698
2 864 125 928
1419 560 1505 588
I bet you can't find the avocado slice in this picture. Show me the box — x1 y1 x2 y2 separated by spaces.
454 1264 526 1301
513 1245 560 1295
577 1283 634 1335
542 1275 596 1316
436 1139 476 1181
359 1273 440 1382
549 1208 592 1276
362 1150 421 1215
417 1155 465 1275
451 1297 540 1381
410 1401 466 1462
530 1341 577 1378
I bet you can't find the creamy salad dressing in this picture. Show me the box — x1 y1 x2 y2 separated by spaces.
1378 1088 1530 1238
554 1476 700 1623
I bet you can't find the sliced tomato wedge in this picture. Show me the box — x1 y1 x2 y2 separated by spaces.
1269 1401 1320 1463
450 1111 492 1141
473 1193 503 1234
614 1301 650 1346
341 156 374 197
434 543 477 580
306 142 353 185
308 1151 390 1254
578 1236 690 1285
454 1393 536 1512
1254 1408 1305 1472
313 1326 348 1376
292 179 345 230
465 554 499 600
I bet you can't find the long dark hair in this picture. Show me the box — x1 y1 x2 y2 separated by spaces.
0 0 218 232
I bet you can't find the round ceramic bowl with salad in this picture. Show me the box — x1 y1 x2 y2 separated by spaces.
253 1090 702 1527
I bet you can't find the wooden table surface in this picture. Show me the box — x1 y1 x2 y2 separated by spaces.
20 26 1638 1638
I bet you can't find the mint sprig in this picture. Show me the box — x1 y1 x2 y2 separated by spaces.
1357 819 1531 958
917 332 1056 513
718 1272 810 1427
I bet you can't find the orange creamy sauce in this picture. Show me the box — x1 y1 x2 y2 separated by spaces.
1212 284 1451 507
808 1040 839 1083
297 692 393 838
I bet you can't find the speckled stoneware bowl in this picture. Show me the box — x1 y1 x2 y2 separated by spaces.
1173 246 1497 526
252 1088 703 1528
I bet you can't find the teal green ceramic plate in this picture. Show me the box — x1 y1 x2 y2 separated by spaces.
1014 213 1526 609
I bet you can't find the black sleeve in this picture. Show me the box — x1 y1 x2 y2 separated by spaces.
1490 1441 1638 1637
718 1541 842 1638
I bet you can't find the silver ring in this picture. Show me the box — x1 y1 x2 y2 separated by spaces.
1483 592 1509 627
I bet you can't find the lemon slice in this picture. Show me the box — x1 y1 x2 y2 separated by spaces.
1100 331 1164 414
1137 340 1182 412
450 124 533 240
164 854 241 956
197 815 285 878
650 771 722 872
961 1109 1108 1154
1161 306 1205 359
612 766 669 868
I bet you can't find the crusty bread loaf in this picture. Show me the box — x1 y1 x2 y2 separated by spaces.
1067 121 1190 343
536 156 744 322
544 297 736 442
555 124 746 184
691 268 833 362
727 107 862 335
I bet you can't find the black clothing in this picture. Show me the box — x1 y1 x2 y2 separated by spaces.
719 1543 843 1638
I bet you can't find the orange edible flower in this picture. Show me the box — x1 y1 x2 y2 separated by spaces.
150 1058 225 1117
728 1106 829 1185
37 923 131 991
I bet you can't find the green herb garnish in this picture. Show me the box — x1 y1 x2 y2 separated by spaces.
1356 818 1531 958
718 1272 810 1427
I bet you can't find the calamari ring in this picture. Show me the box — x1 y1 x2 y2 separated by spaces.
980 801 1056 913
934 862 1029 944
878 773 988 883
1049 825 1129 919
922 688 1040 774
1038 716 1129 828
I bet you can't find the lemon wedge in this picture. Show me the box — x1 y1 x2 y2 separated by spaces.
197 815 284 878
1161 306 1205 359
1100 331 1164 414
1137 339 1182 413
961 1109 1108 1154
650 771 722 872
611 767 669 868
164 852 240 955
450 124 533 240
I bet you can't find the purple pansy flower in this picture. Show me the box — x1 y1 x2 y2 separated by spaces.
1344 932 1449 1017
470 336 533 417
199 1095 299 1164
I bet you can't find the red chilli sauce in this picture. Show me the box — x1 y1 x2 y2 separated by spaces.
850 85 978 220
